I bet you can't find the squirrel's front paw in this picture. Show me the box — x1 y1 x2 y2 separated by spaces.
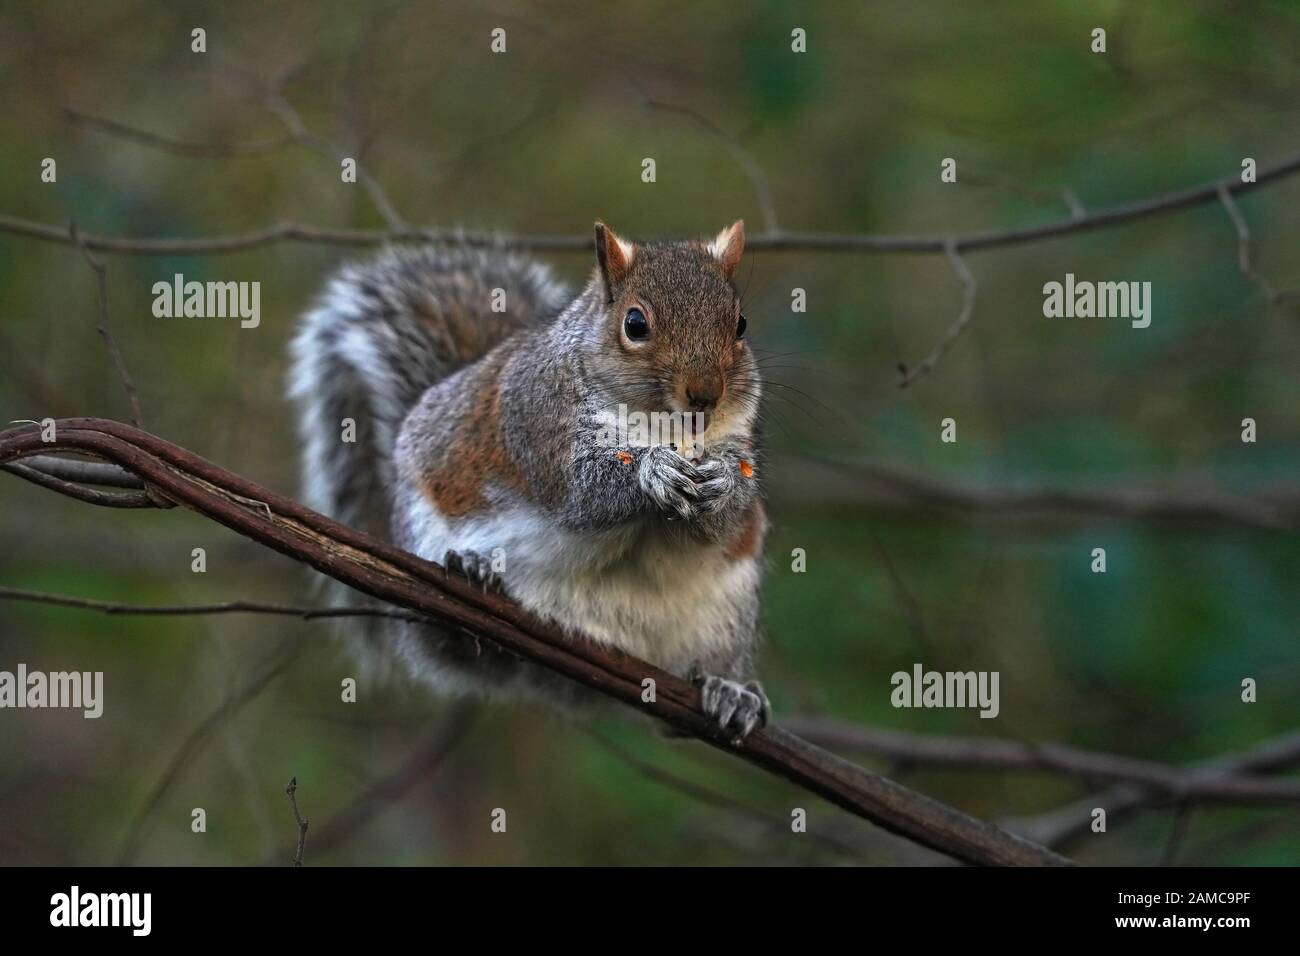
638 445 702 519
697 675 770 741
690 456 738 514
442 548 505 594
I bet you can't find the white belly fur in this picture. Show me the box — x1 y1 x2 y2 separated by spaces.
401 490 758 674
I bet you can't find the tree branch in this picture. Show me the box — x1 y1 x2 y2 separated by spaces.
285 777 309 867
1004 729 1300 849
784 716 1300 803
898 239 976 388
2 152 1296 257
1216 182 1298 307
0 460 163 509
0 585 429 625
268 704 476 865
637 88 780 233
19 447 1298 534
62 106 295 157
0 417 1070 867
116 641 301 865
69 222 144 428
777 454 1300 533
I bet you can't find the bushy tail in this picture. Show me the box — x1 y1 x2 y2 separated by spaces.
287 244 568 544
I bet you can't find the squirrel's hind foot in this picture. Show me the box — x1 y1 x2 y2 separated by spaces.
697 675 769 743
442 548 506 595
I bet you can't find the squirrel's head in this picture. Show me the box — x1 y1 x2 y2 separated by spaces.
584 220 758 440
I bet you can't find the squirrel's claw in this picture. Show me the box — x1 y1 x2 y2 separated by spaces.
639 444 703 519
697 675 770 743
442 549 506 596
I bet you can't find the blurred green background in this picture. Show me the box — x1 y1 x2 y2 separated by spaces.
1 0 1298 865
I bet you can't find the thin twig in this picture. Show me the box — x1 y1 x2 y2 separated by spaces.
62 107 294 157
1003 729 1300 850
268 704 475 864
785 716 1300 803
783 453 1300 533
286 777 309 867
116 641 301 864
638 89 780 232
898 239 976 387
962 169 1086 219
1216 182 1297 307
264 88 407 231
0 585 432 624
69 222 144 427
583 727 866 859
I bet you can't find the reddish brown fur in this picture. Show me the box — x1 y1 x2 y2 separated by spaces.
724 500 766 561
421 353 528 517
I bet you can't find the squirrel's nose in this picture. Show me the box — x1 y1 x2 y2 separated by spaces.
686 386 720 413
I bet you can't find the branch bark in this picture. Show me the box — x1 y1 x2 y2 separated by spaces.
1 151 1296 257
0 417 1071 867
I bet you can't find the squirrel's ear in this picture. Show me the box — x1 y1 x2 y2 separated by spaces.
594 221 634 301
709 220 745 279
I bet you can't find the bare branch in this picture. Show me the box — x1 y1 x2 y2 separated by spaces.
2 152 1296 257
69 222 144 427
0 585 430 625
1216 182 1298 307
285 777 309 867
1004 729 1300 849
584 727 868 859
961 169 1086 219
4 454 142 488
785 716 1300 803
263 87 407 231
63 86 406 232
0 417 1071 867
116 641 300 864
268 704 475 864
779 454 1300 533
62 107 294 157
0 461 162 508
898 239 976 387
638 89 780 232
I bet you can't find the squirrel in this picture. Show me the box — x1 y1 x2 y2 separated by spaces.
288 220 769 737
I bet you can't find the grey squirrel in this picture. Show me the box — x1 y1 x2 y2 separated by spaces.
288 221 769 736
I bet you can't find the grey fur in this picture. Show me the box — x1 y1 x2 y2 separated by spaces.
288 228 768 735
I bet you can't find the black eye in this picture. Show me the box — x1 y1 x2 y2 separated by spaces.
624 307 650 341
736 312 747 340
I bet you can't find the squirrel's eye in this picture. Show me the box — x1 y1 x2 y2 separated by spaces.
624 307 650 341
736 312 748 340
